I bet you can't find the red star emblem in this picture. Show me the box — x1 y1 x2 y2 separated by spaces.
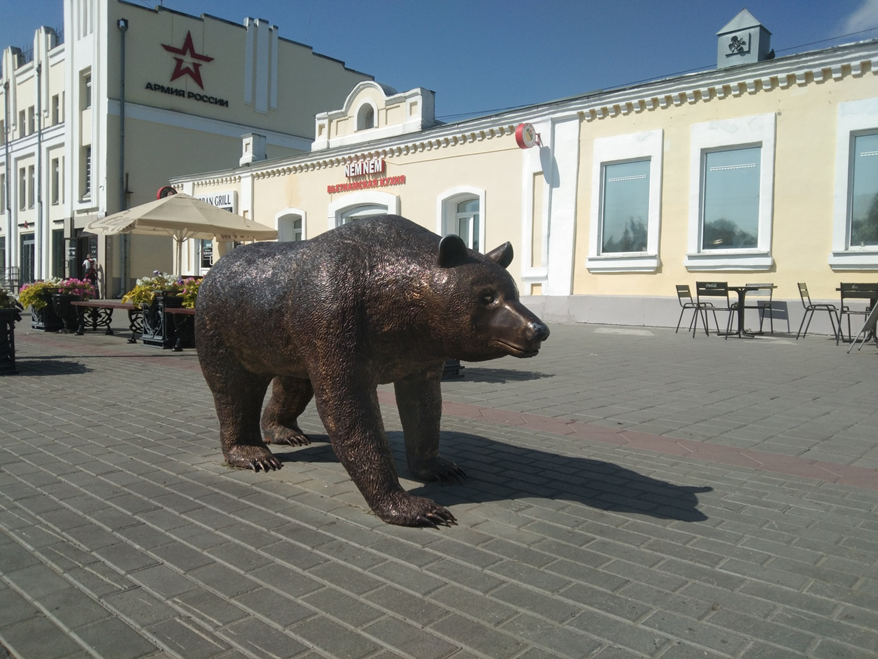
162 31 213 89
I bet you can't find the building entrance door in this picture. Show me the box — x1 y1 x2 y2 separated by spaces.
19 234 35 284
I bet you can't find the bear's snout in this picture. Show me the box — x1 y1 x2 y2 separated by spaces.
526 321 550 343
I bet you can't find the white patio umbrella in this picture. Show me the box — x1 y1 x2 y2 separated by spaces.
83 193 278 272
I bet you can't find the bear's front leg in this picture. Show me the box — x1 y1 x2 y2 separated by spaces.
394 364 466 483
311 373 456 527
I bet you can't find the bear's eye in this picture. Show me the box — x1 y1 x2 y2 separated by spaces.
482 292 498 306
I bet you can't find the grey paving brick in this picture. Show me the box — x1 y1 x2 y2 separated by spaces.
487 559 571 593
250 564 324 598
424 558 505 594
427 539 504 568
707 609 816 652
39 587 114 630
502 613 604 658
220 617 309 659
771 609 878 653
364 585 450 627
0 541 43 573
430 613 529 658
291 616 380 659
368 561 445 596
641 610 750 656
568 609 669 656
810 638 878 659
130 564 199 599
76 616 160 659
0 615 85 659
492 583 581 623
308 562 383 596
174 589 250 627
561 583 655 622
364 616 459 659
147 617 232 659
0 586 43 627
103 588 180 627
4 563 73 600
94 542 161 573
428 584 517 626
234 587 313 628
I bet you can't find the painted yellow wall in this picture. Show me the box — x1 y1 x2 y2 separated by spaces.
572 73 878 301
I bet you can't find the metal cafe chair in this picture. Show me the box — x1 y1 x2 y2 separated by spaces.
744 282 775 334
675 284 714 334
693 282 734 338
796 283 840 341
847 303 878 354
837 282 878 345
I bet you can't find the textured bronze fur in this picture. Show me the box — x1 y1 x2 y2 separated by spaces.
196 215 549 527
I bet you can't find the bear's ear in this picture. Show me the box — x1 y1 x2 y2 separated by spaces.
485 241 514 269
437 234 469 267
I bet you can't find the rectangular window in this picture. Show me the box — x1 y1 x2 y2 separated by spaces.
0 173 5 213
600 160 650 253
849 132 878 248
0 236 5 273
19 168 26 210
456 199 480 252
82 146 92 198
701 147 761 251
52 94 61 125
19 110 26 138
0 119 4 145
27 165 35 208
83 72 92 109
28 106 35 135
52 229 65 278
51 158 60 204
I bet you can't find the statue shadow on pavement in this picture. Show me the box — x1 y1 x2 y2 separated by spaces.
10 357 91 376
280 430 712 523
447 367 553 383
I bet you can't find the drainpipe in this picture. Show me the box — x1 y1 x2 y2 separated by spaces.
118 18 128 296
36 62 43 280
3 81 9 266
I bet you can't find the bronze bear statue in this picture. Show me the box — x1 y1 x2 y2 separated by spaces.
195 215 549 527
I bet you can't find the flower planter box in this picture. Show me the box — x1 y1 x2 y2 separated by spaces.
0 307 21 375
141 292 185 349
51 293 83 333
30 289 64 332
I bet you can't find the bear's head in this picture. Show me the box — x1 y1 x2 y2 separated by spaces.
429 234 549 362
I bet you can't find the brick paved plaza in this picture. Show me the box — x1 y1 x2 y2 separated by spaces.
1 319 877 658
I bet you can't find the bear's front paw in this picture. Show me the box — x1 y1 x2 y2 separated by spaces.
263 423 311 447
409 457 467 484
374 491 457 528
224 445 282 472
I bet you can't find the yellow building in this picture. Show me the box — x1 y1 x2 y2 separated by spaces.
173 11 878 333
1 0 371 295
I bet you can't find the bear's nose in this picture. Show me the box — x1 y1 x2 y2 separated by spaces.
526 321 550 342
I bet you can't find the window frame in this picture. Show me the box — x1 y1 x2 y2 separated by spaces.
686 113 775 271
830 97 878 270
436 186 486 253
275 208 307 242
587 129 663 272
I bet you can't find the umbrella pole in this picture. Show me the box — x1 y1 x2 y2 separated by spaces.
175 238 183 276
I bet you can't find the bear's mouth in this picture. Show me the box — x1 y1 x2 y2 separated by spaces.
491 340 541 358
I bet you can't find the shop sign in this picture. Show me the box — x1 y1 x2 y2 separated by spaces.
344 159 385 178
148 30 229 107
197 191 237 213
327 175 406 194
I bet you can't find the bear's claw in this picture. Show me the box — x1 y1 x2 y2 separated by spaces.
374 492 457 528
225 446 283 472
410 457 467 484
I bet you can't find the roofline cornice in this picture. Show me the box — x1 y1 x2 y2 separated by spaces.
171 39 878 188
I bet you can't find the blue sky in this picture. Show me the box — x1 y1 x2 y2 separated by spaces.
3 0 877 120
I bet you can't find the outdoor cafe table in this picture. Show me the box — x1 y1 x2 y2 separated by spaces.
728 284 776 338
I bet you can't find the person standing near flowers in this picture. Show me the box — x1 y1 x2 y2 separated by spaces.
82 254 99 298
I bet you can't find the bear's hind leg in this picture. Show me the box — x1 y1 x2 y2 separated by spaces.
208 371 279 471
262 376 314 446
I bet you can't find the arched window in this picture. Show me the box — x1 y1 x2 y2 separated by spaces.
278 215 303 242
436 187 485 253
340 204 386 225
276 210 306 242
357 104 376 131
